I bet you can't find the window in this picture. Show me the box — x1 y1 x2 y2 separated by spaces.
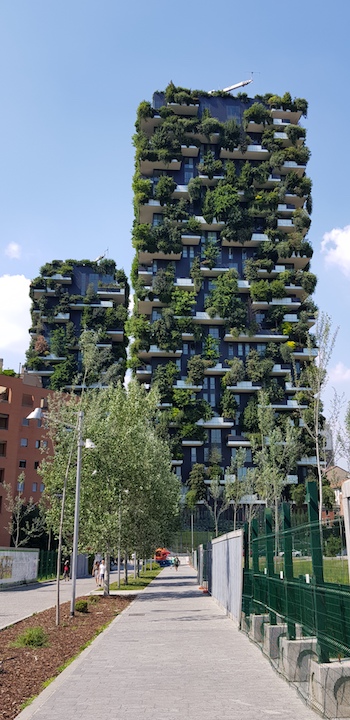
246 449 252 463
175 359 181 371
0 386 9 402
210 429 221 445
238 344 244 357
184 158 194 184
257 344 266 356
20 438 28 447
228 344 234 358
19 460 26 468
0 468 4 484
189 246 195 259
0 414 9 430
151 310 162 321
22 393 33 407
37 419 42 428
35 440 40 449
32 483 37 492
203 377 208 390
183 343 189 355
0 442 6 457
209 393 216 407
204 447 209 463
209 327 219 339
152 260 158 273
40 483 45 493
255 313 265 324
17 480 24 492
174 466 181 478
191 448 197 463
152 213 163 227
42 441 48 449
22 417 29 426
210 377 215 389
0 496 2 513
34 461 40 470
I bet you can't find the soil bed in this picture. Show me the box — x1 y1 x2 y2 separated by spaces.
0 595 133 720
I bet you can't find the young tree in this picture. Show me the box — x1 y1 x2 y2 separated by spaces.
225 447 247 530
3 476 46 548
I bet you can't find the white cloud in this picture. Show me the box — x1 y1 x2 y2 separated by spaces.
321 225 350 276
329 362 350 384
5 242 21 259
0 275 31 365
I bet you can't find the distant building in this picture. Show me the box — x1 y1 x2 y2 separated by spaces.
26 258 129 390
324 465 350 517
0 371 51 547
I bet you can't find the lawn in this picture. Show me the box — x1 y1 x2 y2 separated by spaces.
256 556 349 584
101 565 162 592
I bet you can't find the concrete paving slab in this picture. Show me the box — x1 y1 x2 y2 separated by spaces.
13 564 319 720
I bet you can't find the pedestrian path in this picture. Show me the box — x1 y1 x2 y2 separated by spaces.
16 564 318 720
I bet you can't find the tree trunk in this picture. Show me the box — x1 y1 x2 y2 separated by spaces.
104 551 110 596
124 551 128 585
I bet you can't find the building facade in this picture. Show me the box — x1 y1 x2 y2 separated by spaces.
0 372 51 547
26 258 129 390
130 83 316 489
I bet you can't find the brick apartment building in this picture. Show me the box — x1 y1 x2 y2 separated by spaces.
0 368 51 547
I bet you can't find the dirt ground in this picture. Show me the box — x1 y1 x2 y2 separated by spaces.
0 595 133 720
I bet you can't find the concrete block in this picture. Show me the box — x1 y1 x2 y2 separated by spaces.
262 623 287 660
279 636 317 682
249 613 269 643
240 612 250 634
309 658 350 718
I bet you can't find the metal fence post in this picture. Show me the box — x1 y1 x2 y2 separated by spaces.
282 502 296 640
265 508 276 625
252 518 259 574
306 480 329 663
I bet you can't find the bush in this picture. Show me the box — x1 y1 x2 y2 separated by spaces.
14 626 48 648
75 599 89 613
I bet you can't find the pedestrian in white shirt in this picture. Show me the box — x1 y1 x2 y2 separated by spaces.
99 560 106 587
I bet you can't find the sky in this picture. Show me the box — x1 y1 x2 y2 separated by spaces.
1 0 350 439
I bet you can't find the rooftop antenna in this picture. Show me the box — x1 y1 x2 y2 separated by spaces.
209 78 253 95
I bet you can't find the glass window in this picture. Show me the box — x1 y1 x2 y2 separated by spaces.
0 414 9 430
183 343 189 355
35 440 40 449
238 344 244 356
203 378 208 389
183 246 188 258
152 213 163 227
19 460 26 468
246 449 252 463
17 480 24 492
209 327 219 339
34 461 40 470
175 466 181 478
20 438 28 447
152 260 158 273
40 483 45 493
22 417 29 426
245 344 250 355
191 448 197 463
189 246 195 259
210 377 215 389
176 359 181 371
228 344 234 358
0 468 4 484
209 393 216 407
32 482 37 492
42 441 48 449
0 443 6 457
204 447 209 463
257 344 266 356
22 394 33 407
210 429 221 444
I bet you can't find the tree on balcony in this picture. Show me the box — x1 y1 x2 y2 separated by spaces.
154 176 177 205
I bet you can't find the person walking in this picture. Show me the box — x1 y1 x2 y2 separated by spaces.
99 559 106 587
92 560 100 586
63 559 70 581
174 556 180 572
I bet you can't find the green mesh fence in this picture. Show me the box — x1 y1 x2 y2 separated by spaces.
242 482 350 662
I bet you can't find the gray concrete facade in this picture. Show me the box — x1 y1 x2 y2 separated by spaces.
15 564 319 720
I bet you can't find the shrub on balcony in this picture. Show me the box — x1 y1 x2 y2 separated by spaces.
198 116 222 139
222 357 245 387
164 198 189 223
221 390 238 419
186 216 202 235
197 152 223 179
132 223 156 253
270 279 286 298
250 279 271 302
205 269 239 320
246 350 274 382
34 335 49 355
242 396 259 432
292 208 311 233
202 189 216 224
136 100 154 121
152 264 175 302
284 145 310 165
202 238 219 269
237 161 254 190
154 176 177 205
187 177 202 203
243 103 272 127
151 309 181 352
220 118 242 151
170 287 196 316
153 362 179 403
186 355 209 386
153 222 182 254
132 175 152 205
204 335 220 362
189 256 203 292
50 357 77 391
261 126 284 152
212 184 240 222
285 124 306 145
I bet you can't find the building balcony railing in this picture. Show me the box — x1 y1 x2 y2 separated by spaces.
42 275 72 284
27 369 54 376
181 145 200 157
181 234 201 246
106 329 124 341
280 161 306 177
283 313 298 322
172 184 190 199
139 158 182 175
224 332 286 342
193 312 225 325
173 380 202 391
167 101 199 116
139 199 164 224
97 288 125 303
225 381 262 393
270 400 307 410
174 278 195 290
270 107 303 124
297 456 325 467
277 203 297 214
138 249 182 264
194 215 225 231
37 354 67 363
271 364 292 375
285 382 311 393
220 145 270 161
136 365 152 379
227 435 251 447
198 173 225 186
292 348 318 360
204 363 230 376
181 439 204 447
196 417 234 429
139 346 182 359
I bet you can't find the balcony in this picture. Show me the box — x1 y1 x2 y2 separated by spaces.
246 119 265 132
270 107 302 124
97 288 125 303
227 435 251 447
204 363 230 376
284 193 305 208
136 365 152 379
167 102 199 116
285 382 311 393
195 216 225 231
33 287 56 299
292 348 318 361
139 200 164 224
181 234 201 246
27 369 54 377
138 249 182 264
280 161 306 177
138 265 153 281
270 298 301 308
197 417 234 429
277 252 310 271
139 158 182 175
37 354 67 363
174 278 195 291
139 345 182 359
283 314 298 322
42 275 72 284
224 332 286 342
106 329 124 341
277 203 297 214
140 114 163 135
173 380 202 392
225 381 262 393
193 312 225 325
273 131 289 146
138 296 165 314
220 145 269 161
181 439 204 447
181 145 200 157
198 173 225 187
172 184 190 199
257 173 282 188
171 459 183 466
270 400 307 410
271 364 292 376
297 456 325 467
52 313 70 322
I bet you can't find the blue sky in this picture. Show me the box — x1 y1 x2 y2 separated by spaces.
1 1 350 426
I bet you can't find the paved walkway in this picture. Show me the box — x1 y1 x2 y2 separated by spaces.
16 564 318 720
